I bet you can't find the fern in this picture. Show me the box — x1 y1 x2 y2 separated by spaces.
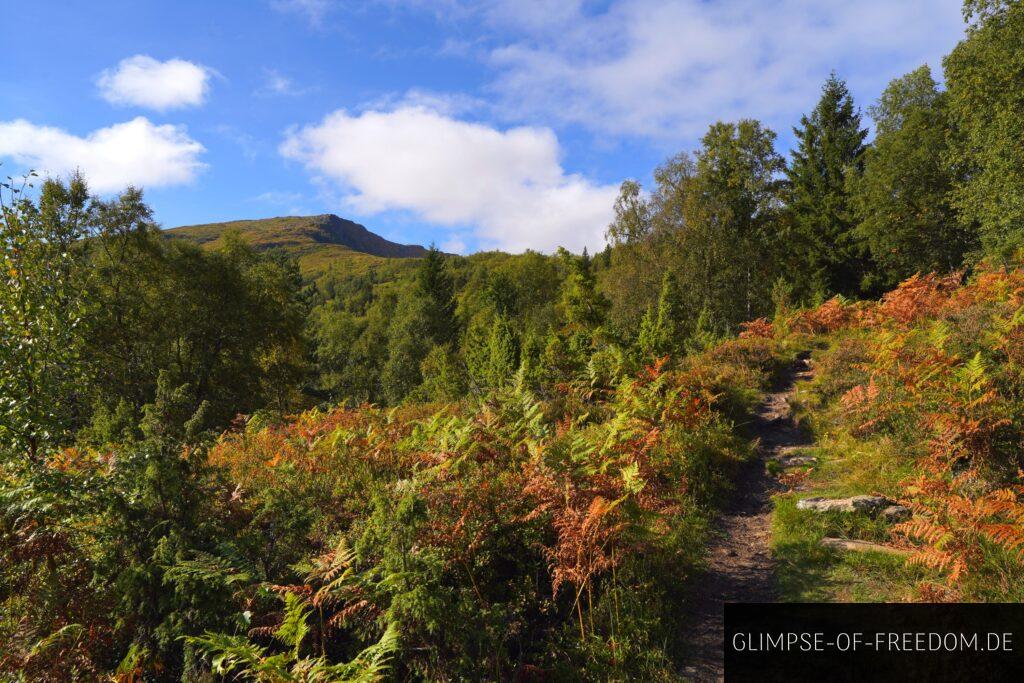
188 596 399 682
26 624 84 663
163 550 255 590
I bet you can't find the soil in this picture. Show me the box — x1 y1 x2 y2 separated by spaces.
680 355 813 681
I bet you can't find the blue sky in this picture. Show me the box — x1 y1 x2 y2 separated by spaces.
1 0 967 253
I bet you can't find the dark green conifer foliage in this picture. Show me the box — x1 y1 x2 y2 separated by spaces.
485 316 519 387
787 73 869 297
560 250 609 331
382 246 458 403
415 245 457 346
687 305 721 353
637 272 685 358
463 312 519 391
381 298 431 404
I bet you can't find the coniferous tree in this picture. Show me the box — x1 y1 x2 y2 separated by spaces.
416 245 457 346
463 313 493 389
463 312 518 391
416 344 467 402
485 316 519 387
637 272 685 358
636 305 661 358
687 305 721 353
381 300 430 404
560 250 609 331
381 246 458 403
787 73 869 298
539 250 611 381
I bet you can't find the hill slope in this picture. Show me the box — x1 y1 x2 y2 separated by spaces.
164 214 427 276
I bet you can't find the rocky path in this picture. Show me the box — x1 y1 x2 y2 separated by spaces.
681 355 813 681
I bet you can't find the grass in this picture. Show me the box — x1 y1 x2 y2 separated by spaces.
770 338 935 603
164 215 424 278
772 494 925 602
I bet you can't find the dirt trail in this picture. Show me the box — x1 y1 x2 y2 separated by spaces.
681 355 813 681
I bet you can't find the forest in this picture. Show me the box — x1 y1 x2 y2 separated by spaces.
2 0 1023 680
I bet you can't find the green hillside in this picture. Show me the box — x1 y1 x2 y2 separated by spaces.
164 214 427 276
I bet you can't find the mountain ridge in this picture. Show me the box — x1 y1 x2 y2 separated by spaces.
164 214 428 275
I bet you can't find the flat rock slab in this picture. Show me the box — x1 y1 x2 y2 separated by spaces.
821 538 912 556
881 504 912 522
775 454 817 467
797 495 893 515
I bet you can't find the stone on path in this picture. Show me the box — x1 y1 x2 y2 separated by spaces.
796 495 894 516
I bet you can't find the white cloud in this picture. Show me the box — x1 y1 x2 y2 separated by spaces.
478 0 585 33
0 117 206 193
256 69 310 97
439 0 966 140
361 88 486 117
280 106 616 252
265 71 295 95
272 0 335 26
441 234 469 254
214 124 261 161
98 55 212 111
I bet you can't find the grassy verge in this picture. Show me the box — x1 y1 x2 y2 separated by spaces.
772 494 927 602
770 335 937 602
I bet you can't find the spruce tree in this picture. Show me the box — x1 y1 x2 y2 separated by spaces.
381 301 429 404
416 245 456 345
381 247 455 404
415 345 467 402
463 313 493 389
637 272 685 358
485 316 519 387
787 73 869 298
687 305 721 353
560 251 609 331
636 305 660 358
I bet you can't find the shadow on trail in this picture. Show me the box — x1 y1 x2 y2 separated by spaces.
679 354 813 682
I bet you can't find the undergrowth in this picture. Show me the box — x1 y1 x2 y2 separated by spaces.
1 339 777 680
771 267 1024 603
